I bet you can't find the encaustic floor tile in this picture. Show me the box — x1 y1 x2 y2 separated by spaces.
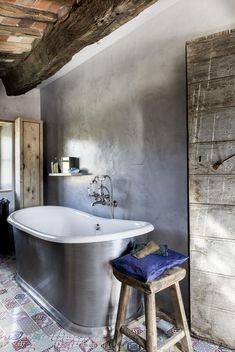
0 255 234 352
31 313 53 330
22 302 43 317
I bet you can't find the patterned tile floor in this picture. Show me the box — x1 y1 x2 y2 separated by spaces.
0 255 232 352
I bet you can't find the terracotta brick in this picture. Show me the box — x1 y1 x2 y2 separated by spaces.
31 22 47 30
32 0 51 11
4 0 16 3
48 3 62 14
0 35 9 42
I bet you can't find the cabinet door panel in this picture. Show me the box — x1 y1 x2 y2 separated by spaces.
15 118 43 209
23 122 40 207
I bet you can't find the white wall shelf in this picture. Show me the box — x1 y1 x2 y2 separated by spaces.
49 173 83 176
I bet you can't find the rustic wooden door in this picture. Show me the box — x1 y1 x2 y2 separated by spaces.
187 30 235 348
15 118 43 209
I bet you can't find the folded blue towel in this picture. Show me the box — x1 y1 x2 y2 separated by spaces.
112 249 188 282
68 167 80 175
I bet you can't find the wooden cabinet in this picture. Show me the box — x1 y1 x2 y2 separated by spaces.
15 118 43 209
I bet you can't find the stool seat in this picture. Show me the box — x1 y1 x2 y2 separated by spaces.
113 266 193 352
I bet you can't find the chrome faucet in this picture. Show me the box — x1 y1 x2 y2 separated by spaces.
91 200 103 206
88 175 117 218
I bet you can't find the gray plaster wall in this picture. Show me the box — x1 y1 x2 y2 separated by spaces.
41 0 235 311
0 80 40 121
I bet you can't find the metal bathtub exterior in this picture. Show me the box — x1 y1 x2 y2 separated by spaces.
13 228 142 336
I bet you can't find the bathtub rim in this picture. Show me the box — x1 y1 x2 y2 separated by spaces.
8 205 154 243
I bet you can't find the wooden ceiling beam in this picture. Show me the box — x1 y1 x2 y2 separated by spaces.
0 2 57 23
0 24 42 38
2 0 158 95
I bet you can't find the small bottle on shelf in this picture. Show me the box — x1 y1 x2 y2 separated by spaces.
51 157 61 173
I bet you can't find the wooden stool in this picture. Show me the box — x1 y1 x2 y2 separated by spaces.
113 266 193 352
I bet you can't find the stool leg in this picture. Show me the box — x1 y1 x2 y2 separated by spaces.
144 293 157 352
113 283 131 352
170 282 193 352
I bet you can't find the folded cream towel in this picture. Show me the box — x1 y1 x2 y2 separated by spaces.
132 240 160 259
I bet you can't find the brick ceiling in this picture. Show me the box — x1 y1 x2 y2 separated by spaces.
0 0 73 76
0 0 158 95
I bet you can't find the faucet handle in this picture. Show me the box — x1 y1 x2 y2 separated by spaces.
87 187 91 196
88 179 97 196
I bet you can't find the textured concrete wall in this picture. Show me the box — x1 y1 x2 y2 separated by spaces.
41 0 235 311
0 80 40 121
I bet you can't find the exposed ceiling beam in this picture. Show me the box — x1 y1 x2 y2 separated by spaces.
0 2 57 23
3 0 158 95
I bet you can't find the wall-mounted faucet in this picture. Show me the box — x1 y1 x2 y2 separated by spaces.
88 175 117 218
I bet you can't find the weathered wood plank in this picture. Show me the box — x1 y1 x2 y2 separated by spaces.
191 303 235 348
188 108 235 143
189 141 235 174
113 283 131 352
189 204 235 239
188 76 235 113
187 29 231 45
0 1 57 23
0 24 42 38
186 31 235 63
15 118 43 209
189 175 235 205
188 29 235 349
2 0 158 95
190 237 235 276
144 293 157 352
23 122 40 208
120 326 146 349
191 269 235 312
157 331 186 352
0 52 27 60
113 267 186 295
170 283 193 352
187 53 235 84
0 42 31 54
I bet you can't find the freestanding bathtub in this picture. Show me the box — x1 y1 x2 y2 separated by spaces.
8 206 154 336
